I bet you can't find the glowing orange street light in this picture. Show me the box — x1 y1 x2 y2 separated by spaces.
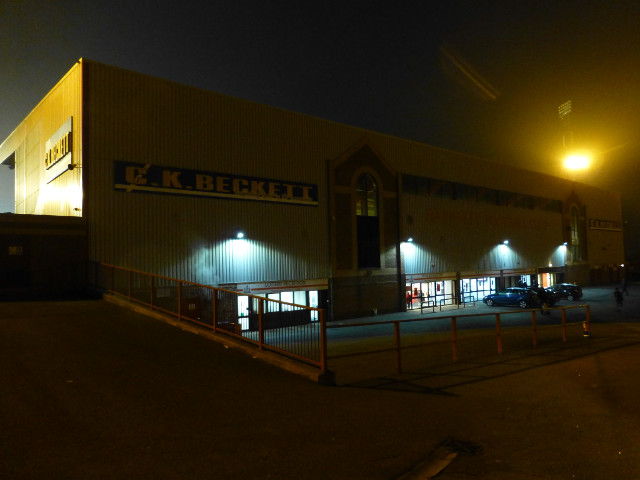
563 152 591 171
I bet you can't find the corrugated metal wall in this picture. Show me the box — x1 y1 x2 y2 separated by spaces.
83 60 364 285
3 59 623 291
0 62 83 217
401 192 565 275
81 60 624 285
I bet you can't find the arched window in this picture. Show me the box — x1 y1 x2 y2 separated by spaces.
356 173 378 217
355 173 380 268
570 206 581 261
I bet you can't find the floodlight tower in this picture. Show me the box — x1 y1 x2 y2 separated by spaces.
558 100 590 174
558 100 573 149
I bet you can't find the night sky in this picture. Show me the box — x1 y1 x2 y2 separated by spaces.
2 1 639 258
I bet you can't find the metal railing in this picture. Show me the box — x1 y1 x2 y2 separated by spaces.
327 304 591 375
89 263 593 381
420 295 476 313
91 263 328 372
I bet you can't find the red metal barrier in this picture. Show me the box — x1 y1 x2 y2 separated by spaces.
94 263 327 373
327 305 592 374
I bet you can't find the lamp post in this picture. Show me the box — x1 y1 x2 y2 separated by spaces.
558 100 592 180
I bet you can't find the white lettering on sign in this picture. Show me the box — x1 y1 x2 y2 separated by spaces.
114 161 319 206
588 218 622 231
44 117 74 184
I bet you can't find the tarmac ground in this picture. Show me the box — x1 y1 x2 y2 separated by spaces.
2 285 640 479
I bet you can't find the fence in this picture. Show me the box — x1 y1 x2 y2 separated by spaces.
419 294 476 313
91 263 328 372
89 263 593 382
327 304 592 375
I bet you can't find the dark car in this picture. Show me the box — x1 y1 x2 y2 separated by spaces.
530 286 561 307
547 283 583 301
483 287 539 308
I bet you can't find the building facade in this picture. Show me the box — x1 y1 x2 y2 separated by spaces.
0 59 626 319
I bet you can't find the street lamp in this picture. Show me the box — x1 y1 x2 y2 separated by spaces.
564 152 591 171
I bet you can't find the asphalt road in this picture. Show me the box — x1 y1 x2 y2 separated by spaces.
2 285 640 479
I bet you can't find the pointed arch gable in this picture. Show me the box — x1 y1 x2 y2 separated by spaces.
331 138 397 191
328 138 404 318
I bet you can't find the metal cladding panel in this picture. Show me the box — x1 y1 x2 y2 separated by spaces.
357 135 576 201
74 60 624 286
402 193 564 275
82 60 366 284
0 62 83 216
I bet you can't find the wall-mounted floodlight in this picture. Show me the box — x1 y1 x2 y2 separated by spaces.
236 231 245 239
407 237 414 243
503 240 509 245
563 242 568 246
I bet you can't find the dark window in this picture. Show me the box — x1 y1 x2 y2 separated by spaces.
357 216 381 268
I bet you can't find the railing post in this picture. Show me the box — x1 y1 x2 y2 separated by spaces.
128 270 132 300
583 305 591 337
178 281 182 321
211 288 217 333
320 309 328 373
561 308 567 342
451 317 458 362
150 276 155 310
259 298 264 350
394 321 402 374
531 310 538 347
495 313 503 354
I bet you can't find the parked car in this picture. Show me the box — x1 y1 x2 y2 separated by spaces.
483 287 539 308
529 286 561 307
547 283 583 301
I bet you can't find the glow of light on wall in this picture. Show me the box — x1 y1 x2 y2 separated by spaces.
202 236 301 286
69 184 82 212
549 245 568 268
400 239 418 274
34 182 82 215
401 238 417 256
229 237 250 256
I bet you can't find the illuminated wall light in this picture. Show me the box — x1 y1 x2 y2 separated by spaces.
400 237 418 264
236 231 245 239
503 240 509 245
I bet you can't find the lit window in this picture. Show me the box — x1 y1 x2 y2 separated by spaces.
355 174 378 217
570 206 580 261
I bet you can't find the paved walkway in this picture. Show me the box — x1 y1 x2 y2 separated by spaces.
2 286 640 479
